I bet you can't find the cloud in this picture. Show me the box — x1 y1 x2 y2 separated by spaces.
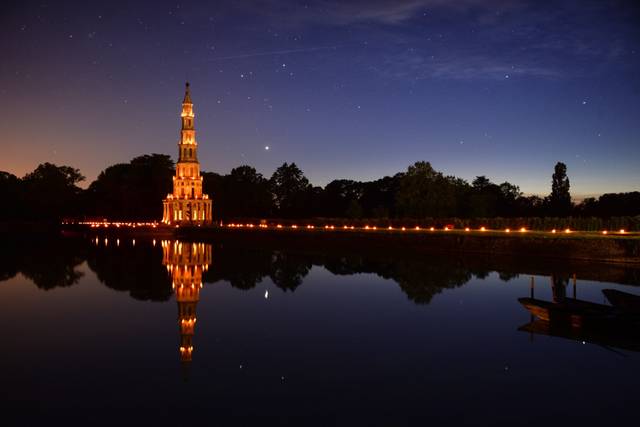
221 0 635 81
376 49 562 81
236 0 523 26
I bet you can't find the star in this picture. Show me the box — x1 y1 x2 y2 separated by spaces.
264 146 270 151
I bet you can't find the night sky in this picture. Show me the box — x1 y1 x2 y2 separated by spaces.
1 0 639 197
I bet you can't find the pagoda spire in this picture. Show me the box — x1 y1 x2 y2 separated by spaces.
183 81 192 104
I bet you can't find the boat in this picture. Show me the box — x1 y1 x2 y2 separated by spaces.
518 319 640 352
518 297 614 325
518 292 640 352
603 289 640 315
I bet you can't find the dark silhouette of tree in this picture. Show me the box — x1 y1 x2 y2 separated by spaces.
269 162 312 218
225 166 273 218
322 179 364 217
2 155 636 222
515 195 545 217
469 176 499 217
575 192 640 217
472 176 492 190
20 163 85 221
0 172 22 220
85 154 173 220
201 171 226 218
497 182 522 216
201 167 273 220
345 199 364 219
360 175 402 218
396 161 463 218
549 162 572 216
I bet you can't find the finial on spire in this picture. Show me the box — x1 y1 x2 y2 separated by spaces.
183 81 192 104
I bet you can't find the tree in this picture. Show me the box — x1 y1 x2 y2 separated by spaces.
322 179 364 217
516 195 545 217
469 176 499 217
396 162 461 218
345 199 364 219
472 176 492 191
360 175 402 218
0 172 22 220
224 166 273 218
85 154 173 220
23 163 85 187
575 192 640 217
549 162 572 216
497 182 522 217
269 163 312 217
21 163 85 221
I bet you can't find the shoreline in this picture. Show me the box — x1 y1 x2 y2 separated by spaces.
52 223 640 266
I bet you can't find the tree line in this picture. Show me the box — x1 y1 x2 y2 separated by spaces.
0 155 638 222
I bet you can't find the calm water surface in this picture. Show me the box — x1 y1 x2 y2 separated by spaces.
1 233 639 424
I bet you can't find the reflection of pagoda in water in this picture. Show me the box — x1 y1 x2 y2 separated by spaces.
161 240 212 374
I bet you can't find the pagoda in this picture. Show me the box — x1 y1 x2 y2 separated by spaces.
162 240 212 375
162 82 212 225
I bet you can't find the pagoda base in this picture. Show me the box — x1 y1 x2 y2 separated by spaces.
162 198 212 225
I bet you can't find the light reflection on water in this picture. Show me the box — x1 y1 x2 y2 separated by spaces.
1 233 639 424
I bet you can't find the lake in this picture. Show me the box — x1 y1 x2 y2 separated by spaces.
1 232 639 425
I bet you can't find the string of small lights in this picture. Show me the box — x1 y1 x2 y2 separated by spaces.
71 220 632 235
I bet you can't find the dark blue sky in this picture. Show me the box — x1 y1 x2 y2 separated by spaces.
1 0 639 197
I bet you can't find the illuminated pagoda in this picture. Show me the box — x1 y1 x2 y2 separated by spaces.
162 82 213 225
162 240 212 374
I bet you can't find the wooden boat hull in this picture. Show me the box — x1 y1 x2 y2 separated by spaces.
518 297 614 326
519 319 640 352
603 289 640 314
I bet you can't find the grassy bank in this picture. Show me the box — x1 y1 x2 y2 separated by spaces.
54 222 640 265
178 225 640 264
221 216 640 232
